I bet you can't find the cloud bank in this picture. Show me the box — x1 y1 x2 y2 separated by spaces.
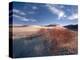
46 4 78 20
13 14 37 22
46 4 66 20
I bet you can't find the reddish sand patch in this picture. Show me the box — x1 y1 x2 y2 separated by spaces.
38 26 77 54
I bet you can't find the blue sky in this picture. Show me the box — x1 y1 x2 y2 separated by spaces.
9 2 78 26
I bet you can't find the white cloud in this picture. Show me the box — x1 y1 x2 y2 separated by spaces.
46 4 66 20
32 6 38 10
58 11 66 19
13 14 37 22
59 5 65 8
29 19 37 22
28 11 35 14
67 13 78 20
13 14 29 21
13 9 26 15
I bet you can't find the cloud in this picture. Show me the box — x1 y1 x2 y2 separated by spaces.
28 11 35 14
46 4 66 20
32 6 38 10
13 14 29 21
29 19 37 22
13 14 37 22
28 6 38 14
58 11 66 20
59 5 65 8
67 13 78 20
13 9 26 15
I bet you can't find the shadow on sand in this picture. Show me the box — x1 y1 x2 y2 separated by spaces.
13 37 52 58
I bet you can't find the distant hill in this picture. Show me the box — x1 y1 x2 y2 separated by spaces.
64 24 78 31
45 24 59 27
45 24 78 31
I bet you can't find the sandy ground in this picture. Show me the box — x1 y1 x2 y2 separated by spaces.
10 25 56 39
10 26 41 39
9 25 78 58
10 25 77 40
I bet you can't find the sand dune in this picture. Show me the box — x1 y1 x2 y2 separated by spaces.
11 26 41 39
11 25 59 39
37 26 77 55
10 25 77 57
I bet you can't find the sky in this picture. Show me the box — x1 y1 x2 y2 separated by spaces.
9 2 78 26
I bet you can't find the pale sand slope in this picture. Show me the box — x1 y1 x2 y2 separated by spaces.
11 25 77 40
12 26 42 39
12 25 60 39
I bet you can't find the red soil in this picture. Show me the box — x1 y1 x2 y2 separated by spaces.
38 26 77 54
